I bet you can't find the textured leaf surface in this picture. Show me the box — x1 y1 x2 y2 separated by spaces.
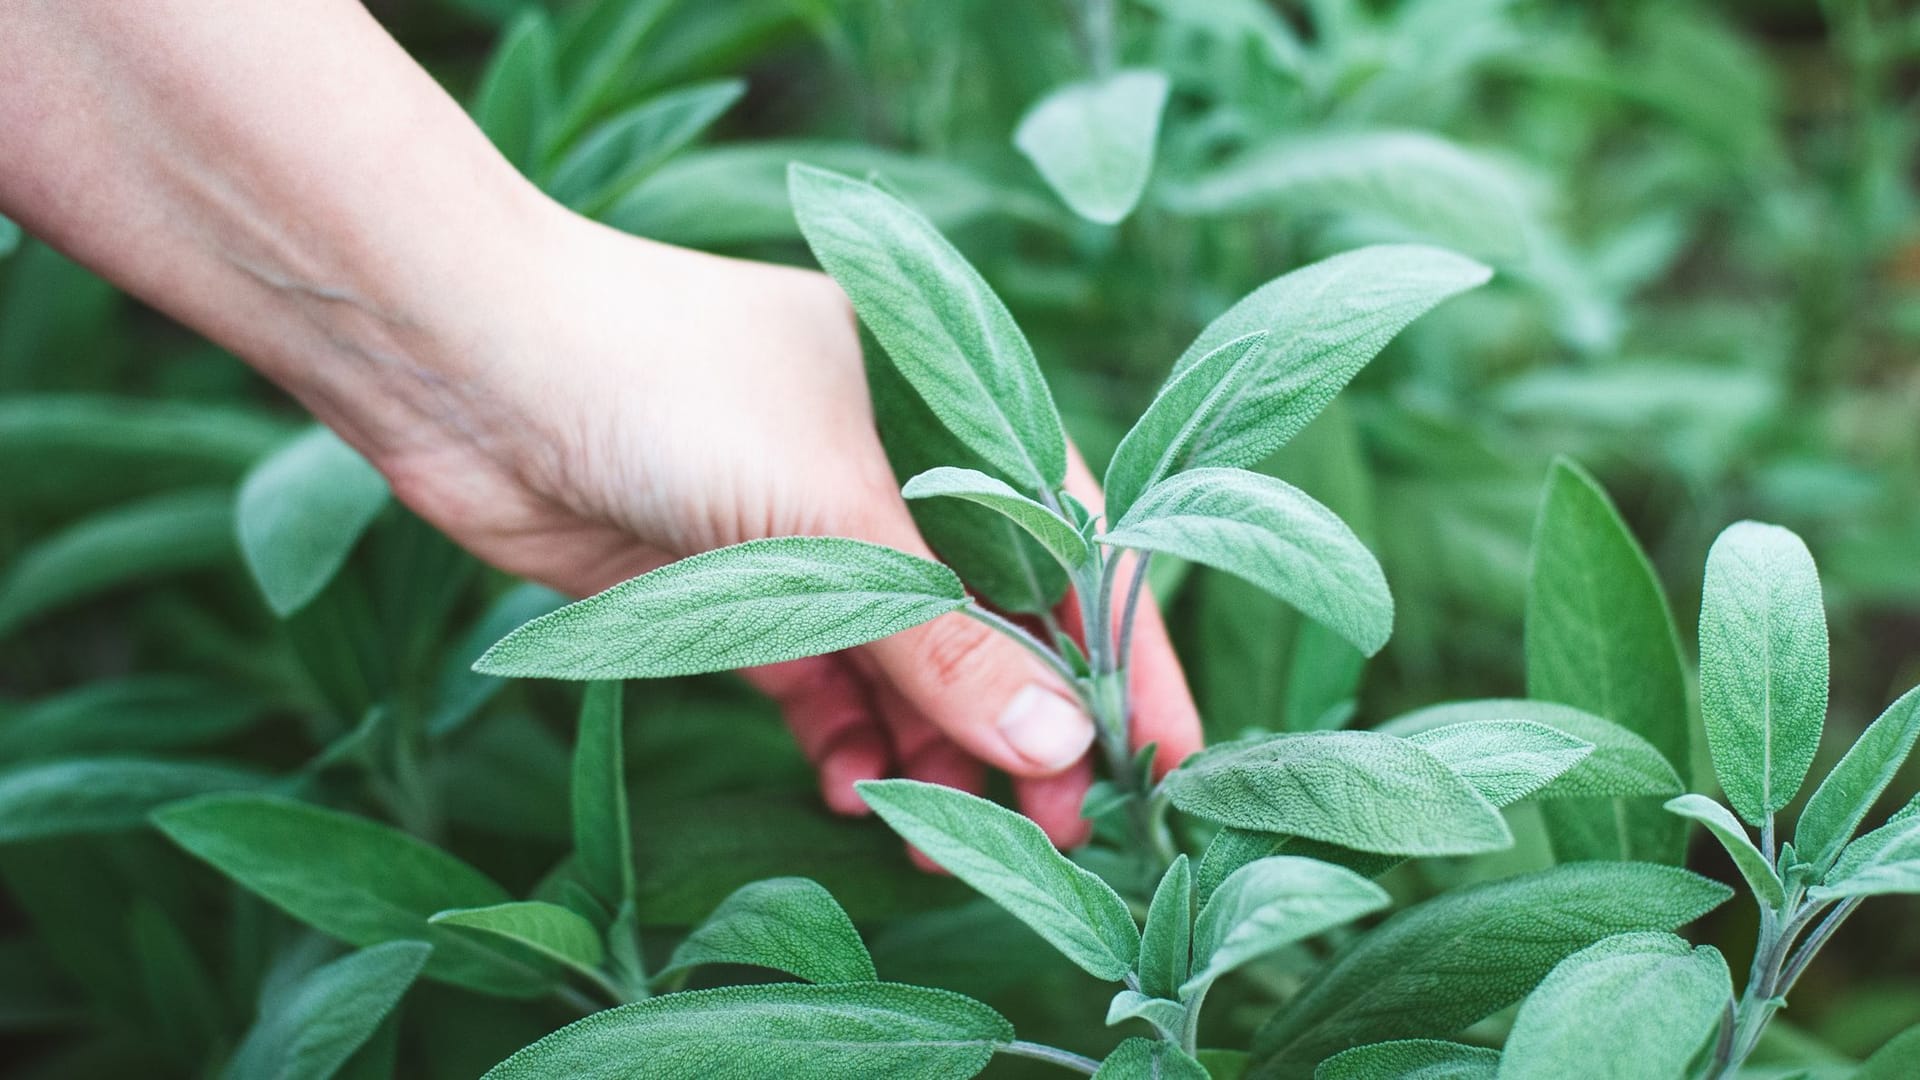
548 80 743 212
1498 933 1730 1080
1663 795 1784 908
1249 863 1732 1076
1105 469 1392 655
1106 989 1185 1036
1166 731 1510 856
429 902 604 976
1014 70 1169 225
858 780 1138 980
901 467 1089 568
1186 856 1388 997
1811 799 1920 899
1796 685 1920 874
1137 854 1193 1000
663 877 876 985
1379 700 1683 800
572 682 634 908
0 758 261 841
1095 1037 1209 1080
1103 331 1269 523
1406 721 1592 807
476 538 966 679
1315 1040 1498 1080
235 427 390 617
1699 521 1829 824
222 941 430 1080
790 164 1066 489
481 983 1011 1079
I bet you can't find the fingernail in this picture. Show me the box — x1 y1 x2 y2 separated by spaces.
997 686 1096 772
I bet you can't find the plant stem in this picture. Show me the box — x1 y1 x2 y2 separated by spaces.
1000 1040 1101 1075
1779 897 1861 994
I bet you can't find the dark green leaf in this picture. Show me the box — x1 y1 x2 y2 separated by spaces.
472 9 557 170
430 901 605 981
662 877 876 985
0 758 261 842
572 682 634 908
223 941 431 1080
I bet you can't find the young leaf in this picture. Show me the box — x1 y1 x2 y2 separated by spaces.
1499 933 1731 1080
1698 521 1829 825
1136 854 1193 1000
1663 794 1785 908
1013 69 1170 225
1315 1040 1499 1080
153 793 553 998
1810 799 1920 900
1378 700 1684 801
789 163 1067 490
428 902 605 980
1103 468 1392 655
901 467 1089 568
0 758 262 842
480 983 1011 1079
1796 685 1920 874
1103 331 1269 523
661 877 876 985
1165 731 1511 856
1249 862 1732 1074
236 427 391 617
857 779 1139 980
1406 721 1593 807
1526 459 1691 864
1196 826 1285 908
1094 1037 1209 1080
572 682 634 909
472 9 556 171
223 941 431 1080
1106 989 1184 1035
1185 855 1389 998
475 538 967 679
547 80 745 214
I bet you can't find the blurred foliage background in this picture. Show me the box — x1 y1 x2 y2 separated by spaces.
1 0 1916 1075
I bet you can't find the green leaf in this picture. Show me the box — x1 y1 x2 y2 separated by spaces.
235 427 391 617
475 538 967 679
1499 932 1731 1080
1095 1037 1209 1080
152 793 554 998
1810 798 1920 900
1104 331 1270 523
472 9 557 170
430 901 605 982
1165 731 1511 856
857 779 1139 980
1699 521 1829 824
789 163 1067 490
901 467 1089 568
429 583 570 736
0 676 264 760
480 983 1012 1079
1406 721 1594 807
662 877 876 985
1185 855 1389 998
223 941 431 1080
1104 468 1392 655
1796 685 1920 874
572 682 634 908
1105 989 1185 1036
1663 794 1785 908
1013 69 1170 225
1315 1040 1499 1080
547 80 745 213
0 214 18 258
1855 1022 1920 1080
1137 854 1193 1000
1248 862 1732 1075
0 758 262 842
1378 699 1684 801
1525 459 1692 864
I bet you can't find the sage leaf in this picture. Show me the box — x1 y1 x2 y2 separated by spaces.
1699 521 1829 824
236 427 391 617
429 582 569 736
1796 685 1920 874
1137 854 1193 1000
1810 798 1920 900
857 779 1139 980
480 983 1012 1079
1103 331 1270 523
1165 731 1511 856
472 9 556 171
1315 1040 1498 1080
1663 794 1784 908
1855 1022 1920 1080
1406 721 1593 807
223 941 431 1080
1013 69 1170 225
1105 989 1185 1036
1094 1037 1209 1080
1196 826 1286 908
0 676 265 761
475 538 967 679
0 757 261 842
1379 700 1683 800
1249 862 1732 1075
1498 932 1731 1080
0 214 17 258
547 80 744 214
789 164 1067 490
572 682 634 908
1104 468 1392 656
901 467 1090 568
1185 856 1389 998
662 877 876 985
428 901 605 980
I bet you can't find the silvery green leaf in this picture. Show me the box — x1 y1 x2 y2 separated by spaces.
1013 69 1170 225
572 682 634 908
1498 933 1731 1080
1406 721 1593 808
0 758 262 841
1103 331 1270 523
1166 731 1510 856
1196 826 1285 908
662 877 876 985
475 538 966 679
1136 854 1193 1000
1105 989 1184 1037
236 427 390 617
1810 798 1920 900
1796 685 1920 874
480 983 1011 1079
1094 1037 1209 1080
1249 863 1732 1074
1185 855 1389 998
1699 522 1829 825
1315 1040 1499 1080
857 779 1139 980
901 467 1090 568
547 80 744 214
1663 794 1784 908
1526 459 1691 863
1104 468 1391 655
789 164 1067 490
429 901 605 980
222 941 431 1080
1378 700 1683 801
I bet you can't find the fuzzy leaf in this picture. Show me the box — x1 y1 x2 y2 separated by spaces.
1095 1037 1209 1080
429 901 604 980
1014 69 1170 225
858 780 1138 980
1315 1040 1499 1080
0 758 262 842
1105 468 1392 655
1663 795 1784 908
547 80 744 213
1407 721 1593 807
222 941 431 1080
1186 856 1389 997
236 427 391 617
902 467 1089 568
1105 990 1185 1035
572 682 634 908
1811 799 1920 900
789 164 1066 490
480 983 1011 1079
1104 331 1270 523
662 877 876 985
475 538 966 679
1137 854 1193 1000
1796 685 1920 874
1379 699 1684 801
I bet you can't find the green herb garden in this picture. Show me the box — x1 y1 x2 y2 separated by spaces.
3 2 1918 1079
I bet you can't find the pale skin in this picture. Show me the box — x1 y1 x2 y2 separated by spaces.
0 0 1203 853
